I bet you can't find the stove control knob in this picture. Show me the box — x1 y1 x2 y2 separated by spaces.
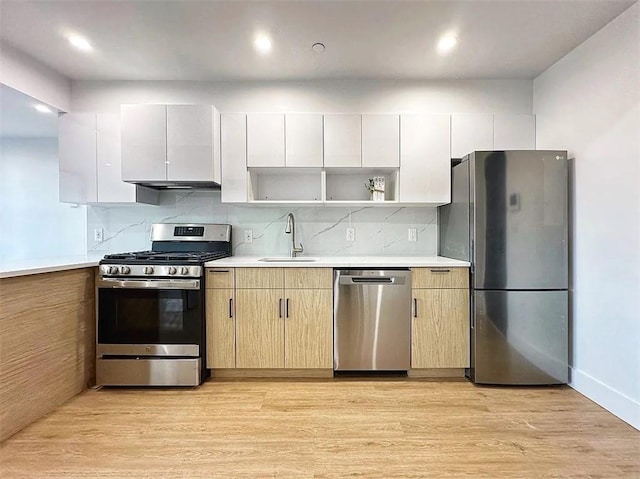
119 266 131 275
168 267 177 275
143 266 154 275
180 267 189 275
107 266 118 274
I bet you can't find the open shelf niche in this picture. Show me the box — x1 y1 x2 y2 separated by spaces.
248 168 324 203
325 168 399 203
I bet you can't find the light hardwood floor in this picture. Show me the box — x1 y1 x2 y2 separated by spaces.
0 380 638 478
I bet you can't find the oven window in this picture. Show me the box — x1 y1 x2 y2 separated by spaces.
98 288 202 345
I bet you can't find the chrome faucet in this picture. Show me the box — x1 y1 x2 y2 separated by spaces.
285 213 303 257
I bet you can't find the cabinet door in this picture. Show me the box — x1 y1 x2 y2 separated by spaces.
323 114 361 167
362 114 399 167
206 289 235 368
167 105 214 182
121 104 166 182
285 113 323 167
247 113 285 167
96 113 136 203
493 114 535 150
58 113 97 203
236 289 284 368
400 114 451 203
285 289 333 369
411 289 470 368
221 113 248 203
451 113 493 159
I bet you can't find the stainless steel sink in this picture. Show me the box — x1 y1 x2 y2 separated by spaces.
258 257 317 263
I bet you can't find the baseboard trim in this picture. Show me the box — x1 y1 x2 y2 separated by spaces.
570 367 639 430
408 368 467 379
210 369 334 379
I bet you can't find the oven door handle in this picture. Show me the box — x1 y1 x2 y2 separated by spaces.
97 278 201 290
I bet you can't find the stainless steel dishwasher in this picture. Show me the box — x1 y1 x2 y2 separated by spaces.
334 269 411 371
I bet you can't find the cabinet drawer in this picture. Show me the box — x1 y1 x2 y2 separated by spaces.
236 268 284 289
284 268 333 290
412 268 469 289
206 268 235 289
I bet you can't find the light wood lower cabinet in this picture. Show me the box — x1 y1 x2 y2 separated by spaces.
236 289 284 368
205 288 235 369
206 267 333 370
411 287 470 368
284 289 333 369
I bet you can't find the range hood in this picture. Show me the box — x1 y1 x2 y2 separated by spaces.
128 180 221 190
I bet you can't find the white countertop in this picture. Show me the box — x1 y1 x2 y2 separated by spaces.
205 256 470 268
0 255 103 279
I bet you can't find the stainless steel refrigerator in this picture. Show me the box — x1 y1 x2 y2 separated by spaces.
439 150 569 385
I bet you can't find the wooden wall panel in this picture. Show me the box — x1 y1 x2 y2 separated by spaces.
0 268 95 442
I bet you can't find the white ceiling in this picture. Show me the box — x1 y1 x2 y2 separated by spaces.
0 0 635 81
0 85 59 138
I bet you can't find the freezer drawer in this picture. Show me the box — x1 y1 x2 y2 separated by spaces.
471 290 568 385
334 269 411 371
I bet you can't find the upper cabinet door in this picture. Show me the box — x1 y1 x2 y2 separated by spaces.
96 113 136 203
285 114 323 167
493 114 536 150
246 113 285 167
451 113 494 159
221 113 248 203
167 105 215 182
121 104 167 182
400 114 451 203
362 114 399 167
58 112 97 204
323 114 361 167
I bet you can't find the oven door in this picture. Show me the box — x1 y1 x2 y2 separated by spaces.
97 277 203 357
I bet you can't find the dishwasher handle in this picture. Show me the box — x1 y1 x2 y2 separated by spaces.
339 275 407 286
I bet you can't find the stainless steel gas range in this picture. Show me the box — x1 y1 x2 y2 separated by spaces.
96 223 231 386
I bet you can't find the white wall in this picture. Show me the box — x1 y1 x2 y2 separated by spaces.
0 42 71 112
71 79 532 114
534 2 640 429
0 138 87 262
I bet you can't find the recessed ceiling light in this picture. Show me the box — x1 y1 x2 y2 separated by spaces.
437 33 458 55
254 34 272 54
34 104 52 114
312 42 326 54
68 34 93 52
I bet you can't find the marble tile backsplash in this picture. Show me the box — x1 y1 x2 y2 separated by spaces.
87 191 438 256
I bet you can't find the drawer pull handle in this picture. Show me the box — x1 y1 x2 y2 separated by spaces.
209 270 230 273
430 269 451 273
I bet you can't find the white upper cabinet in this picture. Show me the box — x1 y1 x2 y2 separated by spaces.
221 113 248 203
362 114 399 167
121 104 220 183
285 114 323 167
167 105 220 183
96 113 135 203
493 114 536 150
59 113 97 204
121 104 166 182
400 114 451 203
451 113 494 158
59 112 158 205
246 113 285 167
323 114 362 167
